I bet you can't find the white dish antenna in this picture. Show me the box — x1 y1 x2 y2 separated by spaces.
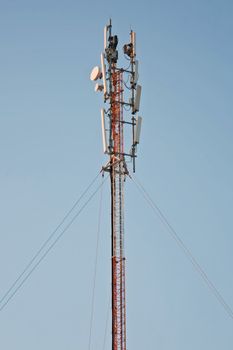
101 109 108 153
95 83 104 92
90 66 102 81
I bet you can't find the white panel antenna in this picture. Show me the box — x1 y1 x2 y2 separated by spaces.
134 60 139 84
101 108 108 153
134 116 142 144
133 84 142 113
101 53 107 95
104 26 107 50
132 31 136 57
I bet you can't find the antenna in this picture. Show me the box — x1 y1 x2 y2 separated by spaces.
100 53 107 96
101 108 108 153
90 66 102 81
104 26 108 50
134 59 139 84
133 84 142 113
132 31 136 57
95 83 104 92
134 116 142 144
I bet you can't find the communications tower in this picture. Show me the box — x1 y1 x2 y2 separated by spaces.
90 20 142 350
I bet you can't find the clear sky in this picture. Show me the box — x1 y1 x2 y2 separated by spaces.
0 0 233 349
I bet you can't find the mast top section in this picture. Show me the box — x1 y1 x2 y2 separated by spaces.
90 20 143 173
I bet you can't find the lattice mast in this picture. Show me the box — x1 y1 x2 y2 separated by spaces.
90 20 142 350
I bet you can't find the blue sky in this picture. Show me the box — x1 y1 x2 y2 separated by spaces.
0 0 233 349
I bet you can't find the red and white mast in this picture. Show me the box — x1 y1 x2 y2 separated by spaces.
90 19 142 350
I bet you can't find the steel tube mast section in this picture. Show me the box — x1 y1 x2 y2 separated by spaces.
90 19 142 350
